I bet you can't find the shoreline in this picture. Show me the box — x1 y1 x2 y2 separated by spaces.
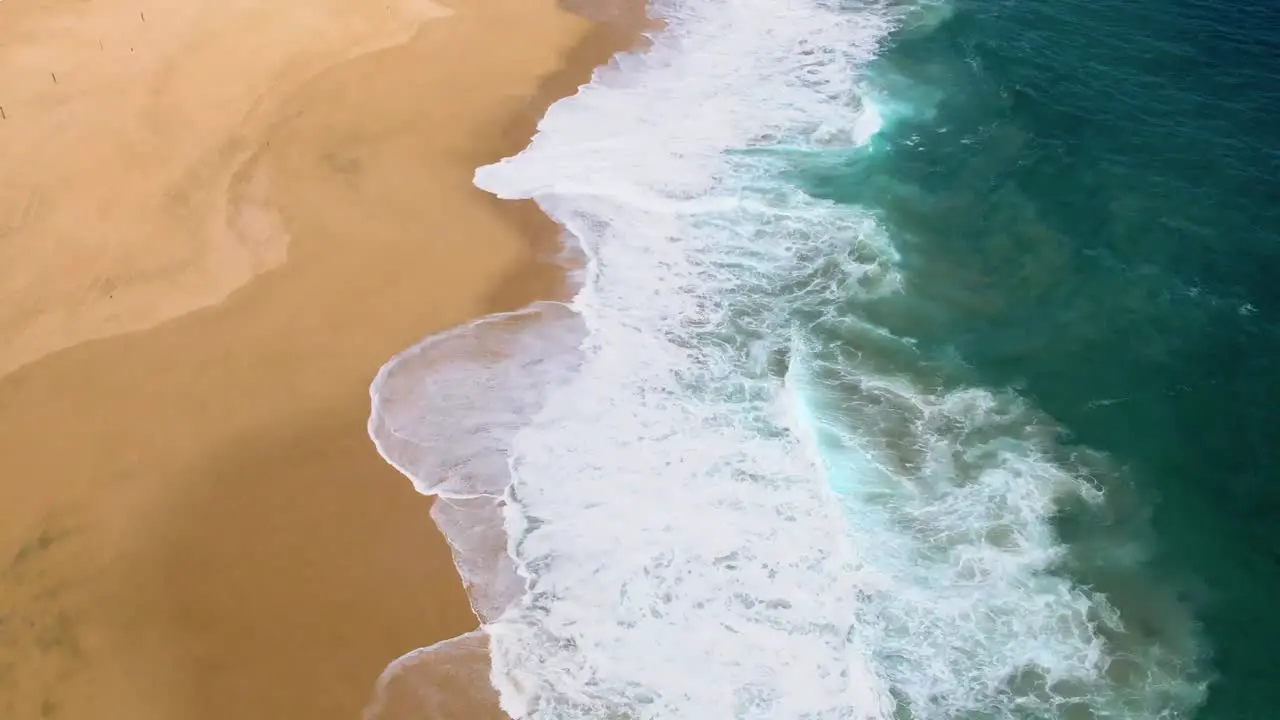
0 2 638 718
362 6 652 718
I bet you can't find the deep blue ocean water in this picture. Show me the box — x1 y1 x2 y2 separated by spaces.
797 0 1280 715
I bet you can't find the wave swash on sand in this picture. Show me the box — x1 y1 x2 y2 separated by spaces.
368 0 1209 717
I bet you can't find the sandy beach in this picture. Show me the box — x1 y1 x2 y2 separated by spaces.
0 0 636 718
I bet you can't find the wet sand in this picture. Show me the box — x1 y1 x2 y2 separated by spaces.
0 0 636 718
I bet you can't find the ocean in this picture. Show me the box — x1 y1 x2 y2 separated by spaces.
368 0 1280 717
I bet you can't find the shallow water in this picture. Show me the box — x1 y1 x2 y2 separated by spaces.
368 0 1280 716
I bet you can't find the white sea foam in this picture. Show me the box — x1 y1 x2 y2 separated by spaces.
367 0 1207 716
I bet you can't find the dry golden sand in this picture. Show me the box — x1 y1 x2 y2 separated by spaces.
0 0 638 718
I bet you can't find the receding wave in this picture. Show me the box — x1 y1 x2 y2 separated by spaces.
367 0 1209 717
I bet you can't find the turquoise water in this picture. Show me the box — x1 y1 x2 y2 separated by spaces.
368 0 1280 716
799 0 1280 715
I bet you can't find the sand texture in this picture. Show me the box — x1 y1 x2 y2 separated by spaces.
0 0 634 718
